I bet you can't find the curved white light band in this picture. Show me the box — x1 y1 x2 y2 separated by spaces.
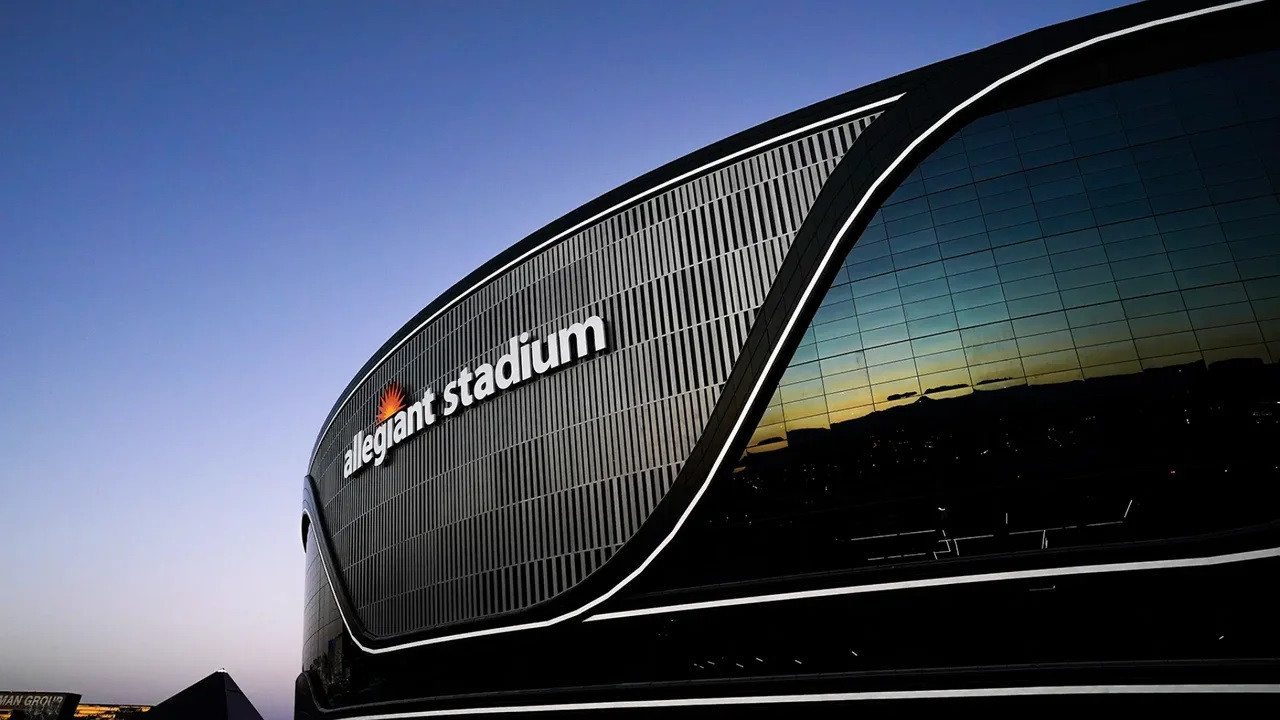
331 684 1280 719
587 545 1280 622
565 0 1270 638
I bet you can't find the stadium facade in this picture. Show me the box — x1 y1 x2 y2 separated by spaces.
297 1 1280 716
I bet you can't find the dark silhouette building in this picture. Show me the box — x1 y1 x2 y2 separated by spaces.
2 673 260 720
146 672 262 720
297 1 1280 716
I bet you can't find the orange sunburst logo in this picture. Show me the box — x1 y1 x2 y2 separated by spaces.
376 383 407 424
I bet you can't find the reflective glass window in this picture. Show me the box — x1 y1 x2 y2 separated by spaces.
708 50 1280 586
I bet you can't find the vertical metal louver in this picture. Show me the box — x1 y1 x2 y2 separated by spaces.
308 111 886 638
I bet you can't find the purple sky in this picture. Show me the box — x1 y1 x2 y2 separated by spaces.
0 1 1129 717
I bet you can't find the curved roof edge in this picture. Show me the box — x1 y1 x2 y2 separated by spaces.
310 70 934 456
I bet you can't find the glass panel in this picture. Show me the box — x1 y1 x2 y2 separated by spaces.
706 49 1280 588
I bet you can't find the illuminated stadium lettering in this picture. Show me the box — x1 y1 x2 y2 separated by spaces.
343 316 607 478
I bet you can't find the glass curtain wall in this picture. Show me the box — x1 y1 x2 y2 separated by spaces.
690 49 1280 587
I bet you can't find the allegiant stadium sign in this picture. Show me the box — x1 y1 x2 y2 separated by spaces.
343 315 608 479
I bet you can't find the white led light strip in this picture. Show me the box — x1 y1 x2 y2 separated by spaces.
329 684 1280 719
308 0 1271 656
587 546 1280 621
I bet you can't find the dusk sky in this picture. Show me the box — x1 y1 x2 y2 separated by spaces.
0 1 1129 717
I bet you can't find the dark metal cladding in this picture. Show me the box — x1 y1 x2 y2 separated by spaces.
300 1 1280 717
306 110 888 642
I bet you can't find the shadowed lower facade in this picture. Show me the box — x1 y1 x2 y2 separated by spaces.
297 1 1280 716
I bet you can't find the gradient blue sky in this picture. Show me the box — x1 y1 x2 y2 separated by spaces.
0 1 1130 717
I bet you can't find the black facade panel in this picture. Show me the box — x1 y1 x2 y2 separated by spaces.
301 1 1280 716
305 110 888 645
